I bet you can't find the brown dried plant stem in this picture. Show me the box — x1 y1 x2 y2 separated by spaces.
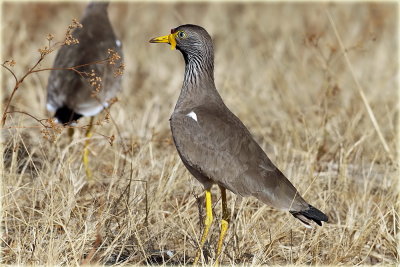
1 57 111 127
2 55 45 126
30 58 110 76
2 18 83 127
3 110 49 128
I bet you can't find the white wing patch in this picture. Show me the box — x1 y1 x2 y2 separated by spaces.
46 103 57 112
186 111 198 122
79 102 109 117
116 40 121 47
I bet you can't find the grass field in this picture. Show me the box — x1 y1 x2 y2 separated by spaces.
1 2 398 265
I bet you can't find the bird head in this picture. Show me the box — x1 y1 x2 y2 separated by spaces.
149 24 213 56
84 1 109 15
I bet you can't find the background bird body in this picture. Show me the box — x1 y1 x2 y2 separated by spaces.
46 2 123 124
46 1 123 179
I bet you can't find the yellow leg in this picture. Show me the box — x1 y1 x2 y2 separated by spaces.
215 186 230 266
68 127 75 140
83 117 94 180
194 189 213 265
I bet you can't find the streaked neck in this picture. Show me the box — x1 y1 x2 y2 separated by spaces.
175 52 223 111
182 52 214 88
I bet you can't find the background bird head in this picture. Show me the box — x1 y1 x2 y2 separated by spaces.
84 1 109 16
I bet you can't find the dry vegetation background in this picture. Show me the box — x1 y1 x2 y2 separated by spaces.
1 1 398 265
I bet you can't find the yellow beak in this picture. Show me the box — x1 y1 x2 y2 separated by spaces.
149 33 177 50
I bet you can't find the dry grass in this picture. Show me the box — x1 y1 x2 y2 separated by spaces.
1 2 398 265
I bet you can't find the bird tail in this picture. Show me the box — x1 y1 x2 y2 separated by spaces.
290 204 328 228
54 106 83 125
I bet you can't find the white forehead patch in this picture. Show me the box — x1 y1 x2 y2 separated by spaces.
116 40 121 47
186 111 198 122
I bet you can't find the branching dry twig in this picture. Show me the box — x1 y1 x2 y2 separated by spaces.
1 19 125 130
1 18 124 148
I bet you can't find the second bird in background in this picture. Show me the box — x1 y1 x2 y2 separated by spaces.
46 1 124 179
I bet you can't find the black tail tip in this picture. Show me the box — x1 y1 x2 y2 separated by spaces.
290 205 328 227
54 106 83 125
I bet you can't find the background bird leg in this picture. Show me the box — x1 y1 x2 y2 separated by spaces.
193 189 213 265
83 116 94 180
68 127 75 140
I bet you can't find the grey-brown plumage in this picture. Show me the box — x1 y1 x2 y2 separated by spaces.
46 2 123 124
152 24 328 227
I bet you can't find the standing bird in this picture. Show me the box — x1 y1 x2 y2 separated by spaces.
46 2 123 179
150 24 328 264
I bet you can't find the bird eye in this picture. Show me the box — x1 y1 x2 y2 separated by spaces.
177 31 186 39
